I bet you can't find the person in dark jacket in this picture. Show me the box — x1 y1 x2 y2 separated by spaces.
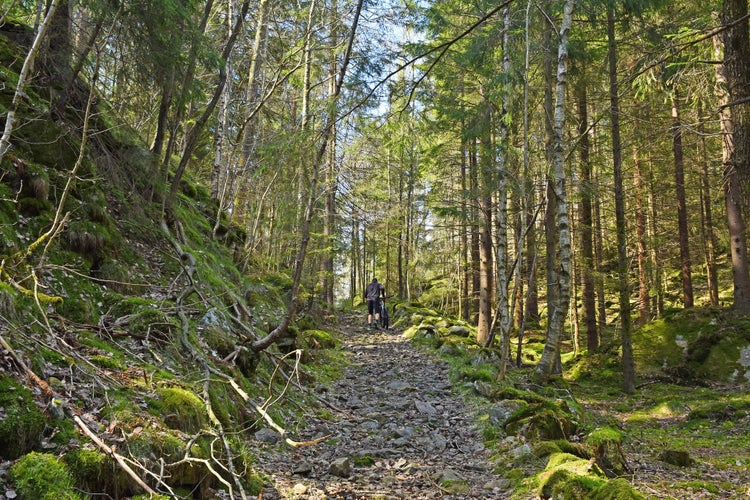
365 277 385 329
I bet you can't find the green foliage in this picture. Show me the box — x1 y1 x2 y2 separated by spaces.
9 452 82 500
0 375 46 460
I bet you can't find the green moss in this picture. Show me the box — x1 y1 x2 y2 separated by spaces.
153 386 207 433
63 447 127 495
107 297 177 338
534 440 591 459
0 375 46 460
0 282 19 319
90 354 126 371
353 455 376 467
9 452 82 500
457 364 496 383
586 427 623 447
587 477 646 499
687 396 750 421
208 382 241 429
538 453 607 499
301 329 338 349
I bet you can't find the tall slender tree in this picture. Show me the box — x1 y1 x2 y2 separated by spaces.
537 0 574 379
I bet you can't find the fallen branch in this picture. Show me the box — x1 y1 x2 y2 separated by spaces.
73 415 158 496
252 402 331 448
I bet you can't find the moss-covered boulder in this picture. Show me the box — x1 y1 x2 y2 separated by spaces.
0 375 46 460
505 406 574 441
537 452 606 499
588 477 646 499
151 386 207 433
64 447 130 497
9 452 83 500
300 329 338 349
586 427 631 478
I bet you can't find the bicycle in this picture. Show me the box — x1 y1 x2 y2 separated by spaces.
378 295 392 330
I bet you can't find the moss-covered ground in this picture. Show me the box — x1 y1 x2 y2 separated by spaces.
396 303 750 499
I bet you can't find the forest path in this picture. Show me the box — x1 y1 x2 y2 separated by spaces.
252 312 506 499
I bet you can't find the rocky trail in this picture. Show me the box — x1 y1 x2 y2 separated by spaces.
251 314 507 499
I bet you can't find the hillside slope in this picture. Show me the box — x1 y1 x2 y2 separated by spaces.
0 20 315 499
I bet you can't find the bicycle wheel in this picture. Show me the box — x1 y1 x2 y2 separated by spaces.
380 304 389 329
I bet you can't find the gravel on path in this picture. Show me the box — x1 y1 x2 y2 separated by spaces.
251 316 509 499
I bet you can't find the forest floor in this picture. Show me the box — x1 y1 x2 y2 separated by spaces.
251 312 504 499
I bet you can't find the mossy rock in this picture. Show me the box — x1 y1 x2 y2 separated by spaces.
533 439 591 460
127 429 214 491
109 297 177 338
586 427 630 478
152 386 207 433
64 447 130 497
658 449 695 467
300 329 338 349
505 406 574 441
0 282 19 320
9 452 83 500
0 375 46 460
538 453 606 499
587 477 646 499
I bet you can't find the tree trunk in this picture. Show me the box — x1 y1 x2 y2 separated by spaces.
719 1 750 314
470 142 481 321
539 12 560 375
633 147 650 325
477 99 495 346
576 74 598 352
461 140 471 321
496 4 512 374
320 0 338 308
240 0 272 171
698 103 720 306
537 0 574 379
648 157 665 316
608 5 635 394
671 87 694 308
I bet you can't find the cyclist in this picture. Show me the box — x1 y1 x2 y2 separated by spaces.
364 277 385 330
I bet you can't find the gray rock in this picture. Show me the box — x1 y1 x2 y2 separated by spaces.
433 468 466 482
483 478 511 491
446 325 471 337
489 400 527 427
292 461 313 475
510 443 532 459
415 399 438 415
392 426 415 438
254 428 280 444
439 343 460 356
329 456 352 477
199 308 230 330
360 420 380 430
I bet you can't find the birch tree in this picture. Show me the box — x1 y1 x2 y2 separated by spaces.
537 0 574 380
0 0 61 164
